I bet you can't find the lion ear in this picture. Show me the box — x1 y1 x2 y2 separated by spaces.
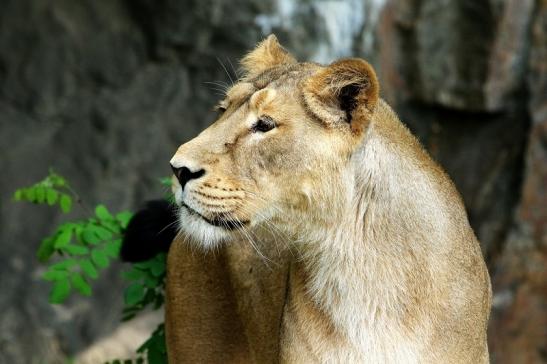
240 34 296 78
303 59 379 135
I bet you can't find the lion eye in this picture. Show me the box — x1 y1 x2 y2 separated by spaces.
252 116 276 133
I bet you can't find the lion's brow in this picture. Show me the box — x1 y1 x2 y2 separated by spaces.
224 82 256 106
248 63 303 89
224 65 305 107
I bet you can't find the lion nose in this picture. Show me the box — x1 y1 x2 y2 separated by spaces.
170 164 206 190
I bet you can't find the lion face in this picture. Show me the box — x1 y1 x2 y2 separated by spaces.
170 35 379 248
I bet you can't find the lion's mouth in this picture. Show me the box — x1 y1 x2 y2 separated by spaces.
181 202 249 231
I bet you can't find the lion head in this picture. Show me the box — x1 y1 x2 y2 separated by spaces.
170 35 379 248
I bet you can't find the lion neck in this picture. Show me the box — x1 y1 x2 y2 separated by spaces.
284 103 430 358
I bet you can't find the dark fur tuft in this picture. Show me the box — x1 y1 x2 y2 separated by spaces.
120 200 178 262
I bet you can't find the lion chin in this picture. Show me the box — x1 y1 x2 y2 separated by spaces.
178 204 233 249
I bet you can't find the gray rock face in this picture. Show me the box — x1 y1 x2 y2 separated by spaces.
0 1 267 363
0 0 545 362
378 1 546 362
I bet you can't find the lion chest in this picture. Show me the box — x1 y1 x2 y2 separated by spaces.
278 262 423 364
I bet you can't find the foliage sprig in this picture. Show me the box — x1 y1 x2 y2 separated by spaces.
14 170 168 364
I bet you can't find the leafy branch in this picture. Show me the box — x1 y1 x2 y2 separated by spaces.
14 169 74 213
14 170 168 364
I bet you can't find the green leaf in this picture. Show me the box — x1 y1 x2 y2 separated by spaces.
62 244 89 255
60 194 72 213
54 229 73 249
134 259 157 270
46 189 58 205
133 262 150 270
50 259 77 271
36 186 46 203
150 261 166 278
94 225 113 240
116 211 133 229
100 220 122 234
42 269 68 281
144 274 161 288
104 239 121 258
138 324 166 361
95 204 113 220
14 189 23 201
49 278 71 304
124 283 146 306
123 268 144 281
140 289 156 306
91 249 109 268
26 188 36 202
82 228 101 245
147 347 166 364
37 237 56 262
48 170 66 187
159 177 173 187
71 273 91 296
79 259 98 279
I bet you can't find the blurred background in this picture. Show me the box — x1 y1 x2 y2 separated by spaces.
0 0 545 363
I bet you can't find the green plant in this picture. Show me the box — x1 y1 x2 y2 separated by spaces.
14 170 168 364
119 254 168 363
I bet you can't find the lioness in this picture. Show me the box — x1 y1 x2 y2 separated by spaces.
136 35 491 363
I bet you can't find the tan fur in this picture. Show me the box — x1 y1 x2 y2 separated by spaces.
166 35 491 363
240 35 297 79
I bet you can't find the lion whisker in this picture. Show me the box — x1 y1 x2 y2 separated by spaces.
216 57 235 86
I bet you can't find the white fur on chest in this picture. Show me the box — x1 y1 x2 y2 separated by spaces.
303 245 423 364
293 136 436 363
